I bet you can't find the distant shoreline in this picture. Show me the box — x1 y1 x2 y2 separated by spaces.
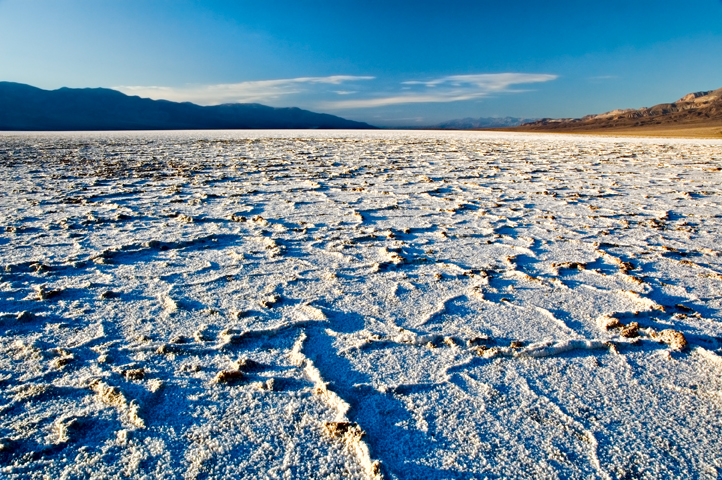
2 125 721 139
482 123 722 139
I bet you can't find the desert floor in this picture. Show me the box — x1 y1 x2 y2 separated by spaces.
1 130 721 479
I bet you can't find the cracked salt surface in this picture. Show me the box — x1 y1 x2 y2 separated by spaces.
1 129 722 479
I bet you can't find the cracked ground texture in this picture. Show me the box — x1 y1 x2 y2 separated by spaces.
1 130 722 479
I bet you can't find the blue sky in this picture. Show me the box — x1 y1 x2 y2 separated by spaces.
1 0 721 126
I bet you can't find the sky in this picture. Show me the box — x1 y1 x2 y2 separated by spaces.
1 0 721 127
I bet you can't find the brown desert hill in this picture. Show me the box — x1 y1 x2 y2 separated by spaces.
507 87 722 137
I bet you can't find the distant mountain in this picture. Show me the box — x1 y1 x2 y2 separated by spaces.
0 82 376 131
432 117 536 129
516 87 722 132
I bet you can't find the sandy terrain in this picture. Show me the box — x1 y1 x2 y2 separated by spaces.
1 130 722 479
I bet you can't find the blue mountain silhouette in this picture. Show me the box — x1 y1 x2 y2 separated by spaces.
0 82 376 130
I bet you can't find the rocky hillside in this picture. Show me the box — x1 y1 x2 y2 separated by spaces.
519 87 722 132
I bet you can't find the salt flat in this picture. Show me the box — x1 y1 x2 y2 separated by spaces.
1 130 721 479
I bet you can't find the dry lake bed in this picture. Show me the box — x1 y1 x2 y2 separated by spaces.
1 130 722 479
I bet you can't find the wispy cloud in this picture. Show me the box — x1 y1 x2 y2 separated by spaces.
402 73 557 89
324 73 557 109
326 93 484 109
588 75 619 81
115 75 375 105
115 72 557 110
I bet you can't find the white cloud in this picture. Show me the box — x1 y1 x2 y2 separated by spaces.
326 93 483 109
402 73 557 89
325 72 557 109
115 75 375 105
114 72 557 110
588 75 618 81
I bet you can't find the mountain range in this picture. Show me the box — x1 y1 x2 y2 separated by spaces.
431 117 536 129
516 87 722 133
4 81 721 135
0 82 375 131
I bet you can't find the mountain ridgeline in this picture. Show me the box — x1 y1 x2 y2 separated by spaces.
517 87 722 132
432 117 536 130
0 82 376 131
